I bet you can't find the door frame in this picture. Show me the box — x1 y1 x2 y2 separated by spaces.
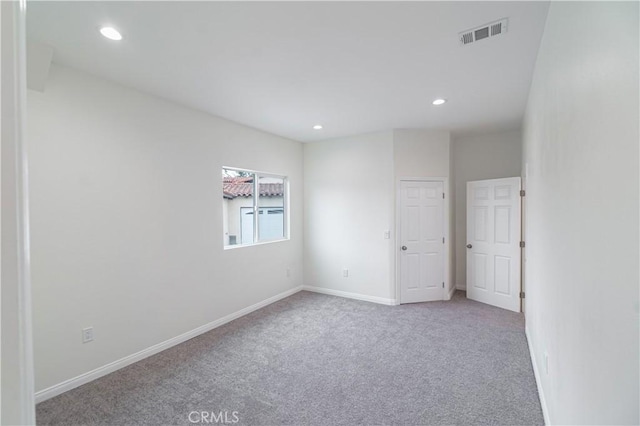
1 0 37 423
395 177 450 304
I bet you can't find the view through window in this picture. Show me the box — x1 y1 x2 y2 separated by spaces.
222 168 287 247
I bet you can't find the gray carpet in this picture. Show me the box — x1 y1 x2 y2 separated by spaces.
36 291 543 425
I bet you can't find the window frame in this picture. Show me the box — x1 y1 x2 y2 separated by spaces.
222 166 289 249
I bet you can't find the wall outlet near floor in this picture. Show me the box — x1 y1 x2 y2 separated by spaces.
82 327 94 343
342 269 349 278
543 351 549 374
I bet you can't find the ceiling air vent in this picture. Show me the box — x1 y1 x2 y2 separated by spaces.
459 18 508 46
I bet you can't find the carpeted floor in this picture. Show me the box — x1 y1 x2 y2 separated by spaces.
36 290 543 425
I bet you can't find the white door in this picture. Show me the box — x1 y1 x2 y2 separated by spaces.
399 180 445 304
466 177 521 312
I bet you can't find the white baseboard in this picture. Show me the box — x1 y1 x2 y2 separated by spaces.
35 285 303 403
447 285 456 300
455 283 467 291
525 326 551 425
302 285 396 306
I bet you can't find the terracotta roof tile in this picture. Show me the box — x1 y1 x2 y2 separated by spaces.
223 176 253 184
223 178 283 198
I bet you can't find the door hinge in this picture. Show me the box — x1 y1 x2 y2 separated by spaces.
442 237 445 244
442 193 445 199
519 241 525 248
442 282 445 288
520 291 525 299
520 189 526 197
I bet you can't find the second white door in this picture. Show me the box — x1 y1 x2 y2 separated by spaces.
399 180 445 304
466 177 521 312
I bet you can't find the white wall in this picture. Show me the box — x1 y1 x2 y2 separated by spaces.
523 2 639 424
452 130 522 289
304 132 395 301
303 129 453 303
393 129 450 178
394 129 454 294
27 65 304 392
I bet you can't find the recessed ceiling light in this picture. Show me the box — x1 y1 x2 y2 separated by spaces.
313 125 323 130
432 98 447 106
100 27 122 41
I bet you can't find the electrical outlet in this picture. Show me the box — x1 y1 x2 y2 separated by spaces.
544 352 549 374
342 269 349 278
82 327 94 343
286 268 291 278
384 230 390 239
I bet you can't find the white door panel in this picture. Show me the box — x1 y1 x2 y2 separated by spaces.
466 177 521 312
400 180 445 304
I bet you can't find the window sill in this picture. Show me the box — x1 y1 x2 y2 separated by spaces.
223 238 290 250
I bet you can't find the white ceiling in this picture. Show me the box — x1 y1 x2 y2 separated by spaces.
26 1 550 142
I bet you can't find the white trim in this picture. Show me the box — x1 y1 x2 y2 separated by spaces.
525 326 550 425
35 285 303 403
222 166 287 180
223 238 289 250
18 0 37 418
455 283 467 291
446 284 456 300
395 177 450 304
302 285 396 306
2 0 36 423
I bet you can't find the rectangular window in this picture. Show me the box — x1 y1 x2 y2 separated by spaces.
222 167 288 248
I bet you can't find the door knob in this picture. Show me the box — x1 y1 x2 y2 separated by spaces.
401 246 407 251
466 244 472 249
